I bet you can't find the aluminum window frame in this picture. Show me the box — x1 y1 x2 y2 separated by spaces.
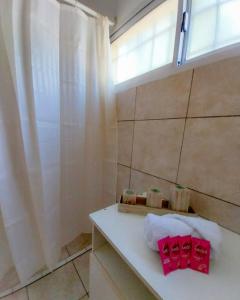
113 0 240 92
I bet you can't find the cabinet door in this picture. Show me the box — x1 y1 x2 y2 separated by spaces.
89 253 122 300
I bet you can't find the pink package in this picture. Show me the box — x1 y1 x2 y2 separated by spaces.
169 236 181 271
157 237 172 275
179 235 192 269
191 237 210 274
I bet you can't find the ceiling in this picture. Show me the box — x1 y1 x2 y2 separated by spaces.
79 0 152 30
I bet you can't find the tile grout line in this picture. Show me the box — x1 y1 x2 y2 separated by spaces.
176 69 195 183
0 246 92 300
118 71 240 193
26 286 30 300
131 167 176 185
128 87 138 189
117 115 240 123
187 114 240 119
66 246 89 297
118 162 131 169
118 117 185 122
186 187 240 208
71 255 89 297
118 114 240 123
129 166 240 208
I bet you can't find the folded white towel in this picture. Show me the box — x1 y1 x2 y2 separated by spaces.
144 213 222 259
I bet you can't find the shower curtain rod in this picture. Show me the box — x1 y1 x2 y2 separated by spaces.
57 0 114 26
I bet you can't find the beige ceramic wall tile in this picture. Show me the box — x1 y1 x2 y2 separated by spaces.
80 296 89 300
2 289 28 300
73 251 90 291
116 88 136 120
130 169 175 200
117 164 131 201
135 70 192 120
27 262 86 300
118 121 134 166
188 57 240 117
189 190 240 234
132 119 185 182
178 117 240 206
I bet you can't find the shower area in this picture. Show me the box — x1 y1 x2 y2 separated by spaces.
0 0 117 297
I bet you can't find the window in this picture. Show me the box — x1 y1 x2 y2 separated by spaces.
186 0 240 60
112 0 240 85
111 0 178 84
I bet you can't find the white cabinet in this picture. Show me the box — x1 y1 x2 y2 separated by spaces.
89 204 240 300
89 224 157 300
89 253 122 300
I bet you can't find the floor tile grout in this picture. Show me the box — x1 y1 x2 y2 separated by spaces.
26 286 30 300
0 246 92 299
69 245 90 296
66 246 89 300
72 259 89 297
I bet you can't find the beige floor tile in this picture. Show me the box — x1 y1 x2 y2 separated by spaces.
27 262 86 300
0 267 19 294
66 233 92 256
73 252 90 291
1 288 28 300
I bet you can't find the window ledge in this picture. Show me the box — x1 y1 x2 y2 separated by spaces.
114 42 240 94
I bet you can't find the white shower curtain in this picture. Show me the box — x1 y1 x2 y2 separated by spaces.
0 0 117 283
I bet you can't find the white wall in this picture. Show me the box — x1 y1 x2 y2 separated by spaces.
78 0 154 32
116 0 151 28
79 0 117 21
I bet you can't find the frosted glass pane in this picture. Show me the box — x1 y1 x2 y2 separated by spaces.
118 36 138 56
191 0 217 14
217 0 240 45
138 41 153 74
152 29 175 68
187 8 217 59
111 0 178 84
187 0 240 60
116 56 128 83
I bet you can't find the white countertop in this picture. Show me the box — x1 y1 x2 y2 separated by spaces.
90 204 240 300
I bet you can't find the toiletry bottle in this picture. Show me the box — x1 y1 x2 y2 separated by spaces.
147 188 164 208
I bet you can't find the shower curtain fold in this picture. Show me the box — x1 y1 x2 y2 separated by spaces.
0 0 117 284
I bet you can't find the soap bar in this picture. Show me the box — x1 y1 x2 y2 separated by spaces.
136 192 147 205
191 237 210 274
